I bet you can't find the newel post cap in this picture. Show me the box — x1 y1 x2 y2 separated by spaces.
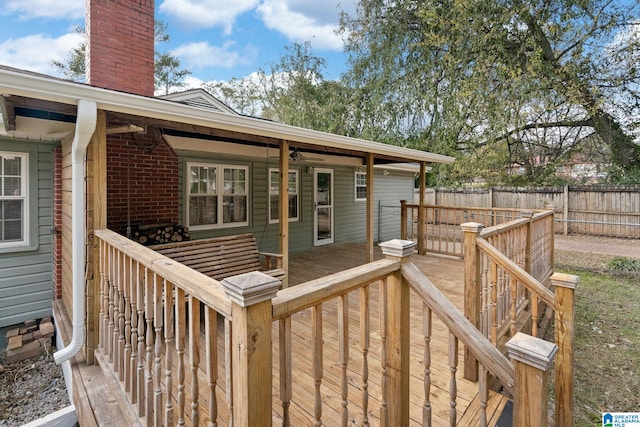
379 239 416 258
222 271 281 307
506 332 558 372
551 272 579 290
460 222 484 233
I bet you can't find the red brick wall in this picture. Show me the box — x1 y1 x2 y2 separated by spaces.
106 133 179 234
52 145 62 300
87 0 155 97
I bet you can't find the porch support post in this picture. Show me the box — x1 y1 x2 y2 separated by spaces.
400 200 407 240
366 153 375 262
417 162 426 255
279 140 289 287
379 239 415 426
88 109 107 364
506 332 557 427
461 222 483 381
222 272 281 427
552 272 578 427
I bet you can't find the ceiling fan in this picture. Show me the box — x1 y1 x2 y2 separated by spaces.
271 148 325 162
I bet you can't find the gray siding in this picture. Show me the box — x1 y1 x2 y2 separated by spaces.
176 151 415 254
0 140 55 327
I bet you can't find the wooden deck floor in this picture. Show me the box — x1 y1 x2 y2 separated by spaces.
66 242 508 426
281 243 508 426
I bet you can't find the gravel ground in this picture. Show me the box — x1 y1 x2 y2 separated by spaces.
0 345 70 426
0 233 636 425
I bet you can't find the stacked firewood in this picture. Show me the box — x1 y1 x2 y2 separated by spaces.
130 223 191 246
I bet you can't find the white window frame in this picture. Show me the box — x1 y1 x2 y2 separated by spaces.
186 162 249 230
355 171 367 201
0 152 28 249
269 168 299 224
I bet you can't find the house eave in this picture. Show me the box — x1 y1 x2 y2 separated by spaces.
0 66 454 165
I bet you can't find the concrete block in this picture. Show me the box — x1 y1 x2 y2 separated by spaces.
39 322 55 337
5 328 20 338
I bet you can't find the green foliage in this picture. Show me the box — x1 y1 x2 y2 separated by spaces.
51 20 190 94
154 52 191 95
339 0 640 185
51 26 86 81
607 257 640 273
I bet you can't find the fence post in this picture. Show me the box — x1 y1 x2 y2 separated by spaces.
506 332 557 427
400 200 407 240
461 222 484 381
552 272 578 427
222 272 281 427
379 239 415 427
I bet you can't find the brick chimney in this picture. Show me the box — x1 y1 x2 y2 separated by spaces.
87 0 155 97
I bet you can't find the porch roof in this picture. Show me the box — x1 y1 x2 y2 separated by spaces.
0 65 454 165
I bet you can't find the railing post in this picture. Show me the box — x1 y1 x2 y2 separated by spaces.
379 239 415 427
222 272 281 427
506 332 558 427
518 211 534 274
400 200 407 240
461 222 483 381
552 272 578 427
546 204 556 268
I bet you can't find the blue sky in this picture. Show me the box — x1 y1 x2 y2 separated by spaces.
0 0 356 86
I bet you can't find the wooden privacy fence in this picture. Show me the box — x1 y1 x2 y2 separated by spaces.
418 185 640 238
94 229 575 426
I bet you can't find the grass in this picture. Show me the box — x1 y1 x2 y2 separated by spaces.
558 268 640 426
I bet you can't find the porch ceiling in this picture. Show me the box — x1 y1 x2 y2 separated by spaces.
0 65 454 165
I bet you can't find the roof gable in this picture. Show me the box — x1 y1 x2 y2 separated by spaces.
159 89 237 115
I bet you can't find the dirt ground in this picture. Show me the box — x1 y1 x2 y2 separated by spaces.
554 234 640 273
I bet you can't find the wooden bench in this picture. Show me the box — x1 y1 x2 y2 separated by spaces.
150 233 285 283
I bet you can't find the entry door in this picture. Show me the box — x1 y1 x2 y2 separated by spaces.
314 168 334 246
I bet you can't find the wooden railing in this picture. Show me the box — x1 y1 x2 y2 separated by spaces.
464 210 555 348
461 209 577 426
95 229 574 426
400 202 532 257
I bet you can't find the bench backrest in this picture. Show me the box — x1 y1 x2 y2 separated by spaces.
151 233 262 282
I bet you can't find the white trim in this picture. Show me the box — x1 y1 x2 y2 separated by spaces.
0 151 28 249
268 168 299 224
355 171 367 202
0 66 455 165
185 162 250 230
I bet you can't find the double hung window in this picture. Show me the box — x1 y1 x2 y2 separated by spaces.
0 152 28 248
269 169 299 223
187 163 248 229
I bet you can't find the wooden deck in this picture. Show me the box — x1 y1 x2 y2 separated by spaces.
62 242 509 426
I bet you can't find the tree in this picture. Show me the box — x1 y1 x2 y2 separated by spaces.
51 21 190 95
204 42 353 135
154 52 191 95
339 0 640 185
51 26 86 81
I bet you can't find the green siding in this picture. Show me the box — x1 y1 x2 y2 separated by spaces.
176 151 415 254
0 139 56 327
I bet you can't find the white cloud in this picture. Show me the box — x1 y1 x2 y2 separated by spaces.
2 0 84 20
256 0 352 51
159 0 260 35
172 41 259 69
0 32 84 76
